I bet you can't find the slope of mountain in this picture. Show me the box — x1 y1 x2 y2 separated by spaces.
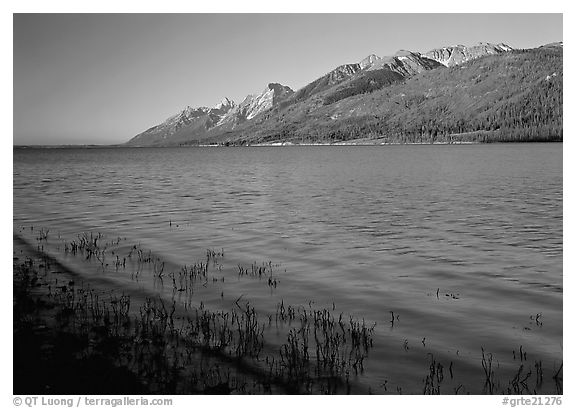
540 41 563 50
361 50 443 75
126 42 561 147
290 63 362 103
290 50 445 106
200 46 561 145
127 98 235 146
218 83 294 128
322 69 406 105
321 50 445 105
423 42 512 67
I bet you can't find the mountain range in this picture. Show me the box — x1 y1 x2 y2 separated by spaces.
125 42 562 146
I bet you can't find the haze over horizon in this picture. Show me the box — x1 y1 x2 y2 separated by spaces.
13 13 562 146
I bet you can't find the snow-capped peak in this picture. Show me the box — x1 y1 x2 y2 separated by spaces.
360 54 382 69
213 97 236 110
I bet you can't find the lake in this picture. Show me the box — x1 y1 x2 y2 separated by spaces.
13 144 563 394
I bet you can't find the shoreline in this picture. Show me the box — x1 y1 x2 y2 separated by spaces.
13 224 563 395
12 236 281 395
13 140 563 149
12 231 370 395
13 241 148 394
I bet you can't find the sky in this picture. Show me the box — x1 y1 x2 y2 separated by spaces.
13 13 563 145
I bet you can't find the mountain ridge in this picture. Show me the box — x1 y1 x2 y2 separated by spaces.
125 41 562 146
423 42 512 67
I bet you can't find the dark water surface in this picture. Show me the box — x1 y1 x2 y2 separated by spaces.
13 144 562 393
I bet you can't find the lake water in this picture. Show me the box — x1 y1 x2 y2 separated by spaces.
13 144 563 394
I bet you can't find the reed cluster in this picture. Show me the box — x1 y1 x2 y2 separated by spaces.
14 225 563 395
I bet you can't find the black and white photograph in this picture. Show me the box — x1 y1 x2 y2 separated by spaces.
10 7 565 402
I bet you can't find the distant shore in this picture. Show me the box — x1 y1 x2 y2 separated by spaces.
14 140 562 149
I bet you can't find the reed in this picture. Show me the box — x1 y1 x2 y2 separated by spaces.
481 347 495 394
423 353 444 395
14 225 564 395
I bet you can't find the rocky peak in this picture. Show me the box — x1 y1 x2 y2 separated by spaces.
496 43 514 51
359 51 442 77
242 83 294 120
328 64 362 85
423 42 514 67
174 105 208 121
266 83 294 101
267 82 292 94
360 54 381 69
213 97 236 111
216 82 294 127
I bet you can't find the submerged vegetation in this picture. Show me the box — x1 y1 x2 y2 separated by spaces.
14 225 562 394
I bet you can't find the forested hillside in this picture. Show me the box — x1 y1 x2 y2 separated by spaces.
198 46 562 145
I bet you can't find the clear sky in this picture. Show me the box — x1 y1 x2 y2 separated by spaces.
13 13 563 145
